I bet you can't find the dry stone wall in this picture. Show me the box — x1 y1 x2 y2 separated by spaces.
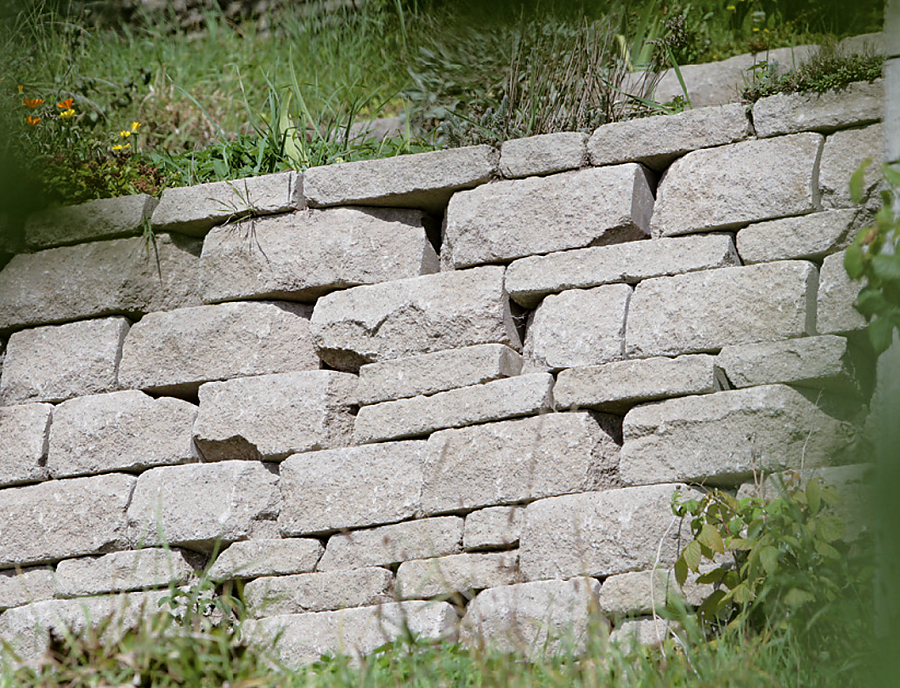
0 75 882 666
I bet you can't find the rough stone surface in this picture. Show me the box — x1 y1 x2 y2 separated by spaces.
626 262 818 357
309 266 520 371
208 539 324 581
753 80 883 137
588 103 751 169
820 123 883 208
650 133 823 237
464 507 525 551
316 517 464 571
151 171 301 236
0 473 135 569
599 569 708 619
279 441 427 536
0 233 202 332
193 371 357 462
555 354 720 413
397 552 519 599
443 165 653 269
118 301 317 396
0 403 52 487
519 484 699 581
200 207 439 303
619 384 858 487
499 133 588 178
357 344 523 406
736 208 859 263
48 390 198 478
0 317 129 405
54 548 197 597
244 568 394 617
505 234 740 308
609 618 679 648
303 145 497 212
524 285 631 371
127 461 280 551
0 568 55 612
422 412 620 515
817 251 867 334
26 193 158 249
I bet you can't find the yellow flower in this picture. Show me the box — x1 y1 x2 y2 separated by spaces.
59 108 76 119
119 130 131 138
726 4 735 10
111 143 131 151
752 27 760 32
130 121 141 132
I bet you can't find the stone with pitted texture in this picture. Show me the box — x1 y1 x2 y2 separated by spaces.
54 548 198 597
599 569 709 618
25 193 158 249
736 208 859 264
817 251 867 334
500 132 588 178
464 507 525 551
0 568 55 612
0 402 52 487
820 123 883 209
397 552 519 599
208 539 324 581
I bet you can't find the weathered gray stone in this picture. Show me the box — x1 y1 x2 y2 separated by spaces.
279 441 427 536
48 390 198 478
443 165 653 269
25 193 158 249
589 103 750 169
0 233 202 332
505 234 740 308
820 123 883 208
244 568 394 617
200 207 439 303
208 539 324 581
397 552 519 599
753 80 883 138
524 285 631 371
353 373 554 443
619 385 858 487
839 32 884 55
555 355 720 413
357 344 523 406
316 517 464 571
609 617 679 648
499 132 588 178
422 412 619 515
519 483 699 581
599 569 708 619
650 133 823 237
887 58 900 163
151 171 302 236
193 371 357 462
118 301 317 396
626 262 818 358
0 403 51 487
464 507 525 551
0 568 55 611
460 578 605 658
737 208 859 264
310 266 520 371
0 473 135 569
127 461 280 551
0 317 129 405
54 548 197 597
303 145 497 212
817 251 867 334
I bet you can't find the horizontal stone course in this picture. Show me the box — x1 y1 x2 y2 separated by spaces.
208 539 324 581
0 568 55 612
397 552 519 599
499 132 587 178
0 402 52 487
736 208 859 264
464 507 525 551
54 548 198 598
819 123 883 209
25 193 158 249
817 251 866 334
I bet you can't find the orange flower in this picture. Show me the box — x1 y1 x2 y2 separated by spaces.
23 98 43 108
24 115 41 126
17 85 23 93
57 98 74 109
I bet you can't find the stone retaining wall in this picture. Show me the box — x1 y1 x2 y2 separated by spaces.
0 78 881 665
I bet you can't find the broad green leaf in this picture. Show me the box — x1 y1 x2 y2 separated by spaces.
849 158 871 203
817 515 846 543
844 243 865 280
872 253 900 282
698 523 726 555
729 582 755 605
674 555 688 588
729 538 756 551
815 540 841 560
806 479 821 516
856 290 890 318
784 588 816 608
883 162 900 188
697 568 728 585
869 316 896 355
759 545 780 575
683 540 702 573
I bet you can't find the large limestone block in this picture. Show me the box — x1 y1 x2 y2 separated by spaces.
48 390 198 478
817 251 866 334
151 171 302 236
200 207 439 303
443 165 653 269
54 548 198 597
626 261 817 358
245 601 457 667
0 233 201 332
519 483 698 581
524 285 631 371
357 344 523 406
193 371 357 462
555 354 720 413
610 617 680 648
499 132 587 178
0 317 129 405
0 568 55 611
460 578 605 658
650 133 823 237
397 552 519 599
303 145 497 212
464 506 524 551
619 385 858 487
353 373 554 443
589 103 751 169
118 301 317 396
736 208 859 264
25 193 158 249
279 441 427 536
505 234 740 308
208 539 323 581
421 412 620 515
244 568 394 617
127 461 280 551
316 517 464 571
0 473 135 568
599 569 702 619
0 403 52 487
310 266 520 371
820 123 883 208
